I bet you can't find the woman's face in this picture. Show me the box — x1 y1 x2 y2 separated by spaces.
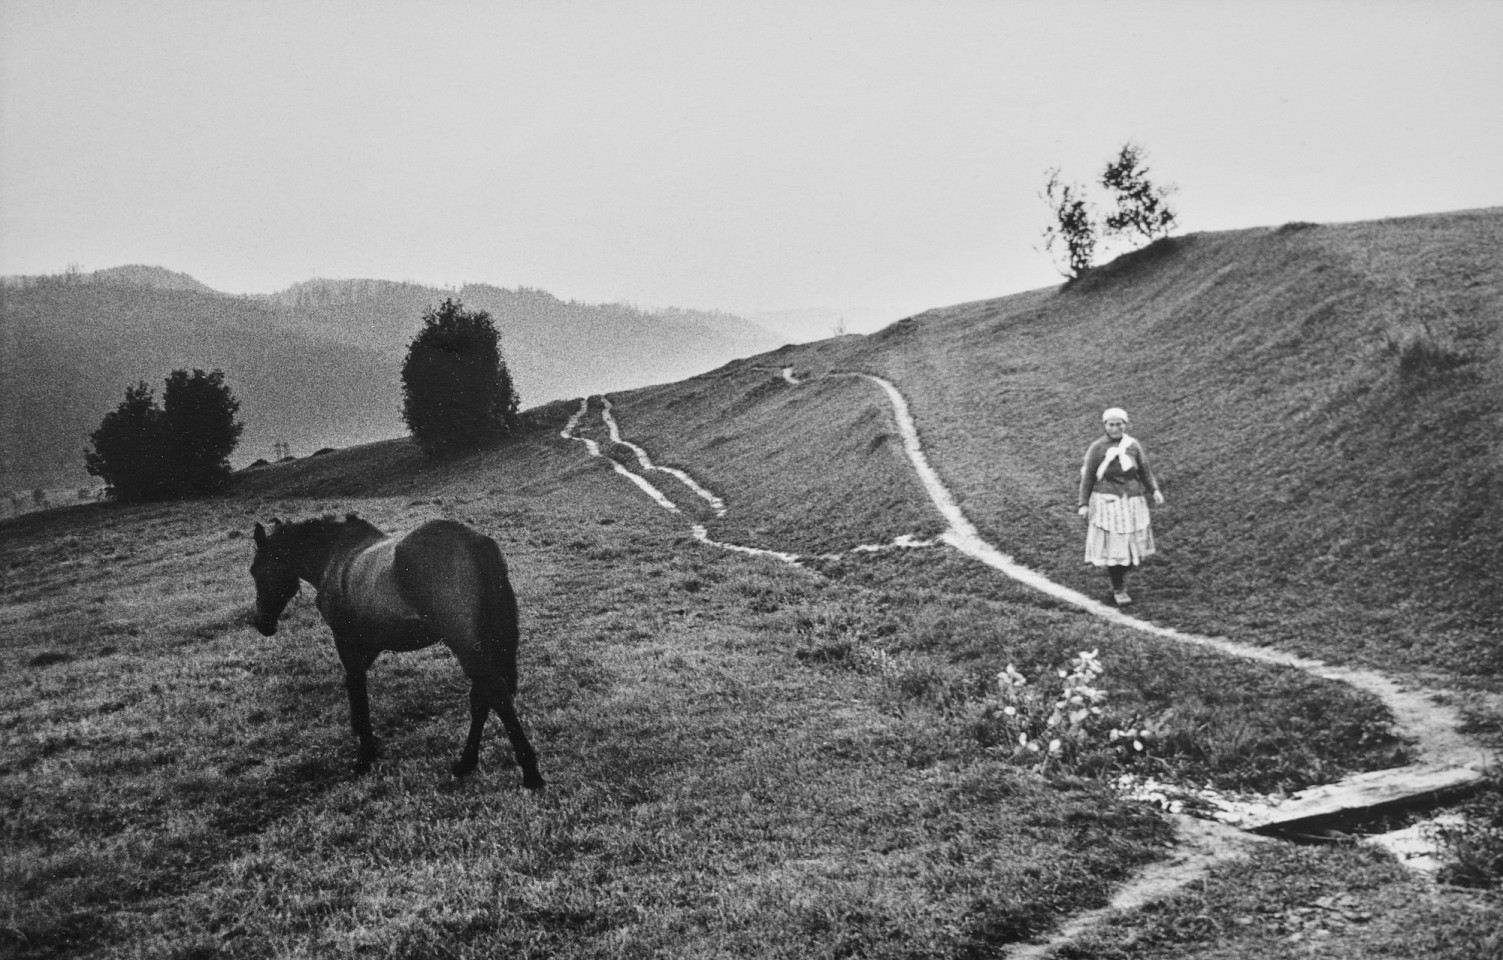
1104 418 1127 440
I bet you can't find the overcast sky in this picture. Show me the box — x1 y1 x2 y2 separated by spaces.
2 0 1499 332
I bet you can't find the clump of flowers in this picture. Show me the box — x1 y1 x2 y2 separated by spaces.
853 643 905 680
975 649 1154 774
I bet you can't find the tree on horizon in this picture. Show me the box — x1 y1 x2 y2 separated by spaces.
1039 141 1179 280
401 298 520 457
86 369 243 501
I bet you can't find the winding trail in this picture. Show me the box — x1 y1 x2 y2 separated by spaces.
839 374 1487 819
564 395 939 566
600 398 727 517
562 369 1493 954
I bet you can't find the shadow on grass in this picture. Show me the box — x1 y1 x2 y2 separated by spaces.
4 753 351 960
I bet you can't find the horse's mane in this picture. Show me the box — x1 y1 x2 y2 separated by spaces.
273 512 382 547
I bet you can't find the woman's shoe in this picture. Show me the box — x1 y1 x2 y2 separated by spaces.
1113 591 1132 606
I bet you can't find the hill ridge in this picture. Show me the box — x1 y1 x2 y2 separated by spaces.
0 269 782 490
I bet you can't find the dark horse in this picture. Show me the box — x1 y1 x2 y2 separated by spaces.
250 514 544 790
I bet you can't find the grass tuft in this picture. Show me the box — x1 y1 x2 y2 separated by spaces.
1432 771 1503 889
1383 322 1476 381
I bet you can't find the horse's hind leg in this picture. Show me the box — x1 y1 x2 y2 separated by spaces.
452 682 488 778
476 675 545 791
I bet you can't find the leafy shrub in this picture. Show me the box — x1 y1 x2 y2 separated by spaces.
400 298 520 457
85 369 243 501
969 650 1153 775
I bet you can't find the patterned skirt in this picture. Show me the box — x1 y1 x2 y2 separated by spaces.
1084 493 1156 567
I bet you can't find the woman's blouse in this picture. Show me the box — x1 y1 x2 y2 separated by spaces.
1078 436 1159 507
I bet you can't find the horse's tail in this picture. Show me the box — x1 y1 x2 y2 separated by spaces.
476 534 521 692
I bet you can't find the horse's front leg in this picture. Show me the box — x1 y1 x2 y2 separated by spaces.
335 641 381 773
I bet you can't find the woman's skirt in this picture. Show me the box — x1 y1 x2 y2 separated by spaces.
1084 492 1155 567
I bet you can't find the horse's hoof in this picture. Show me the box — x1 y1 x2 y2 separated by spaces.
522 771 546 791
451 760 477 778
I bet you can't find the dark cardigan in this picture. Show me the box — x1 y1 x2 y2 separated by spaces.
1078 436 1159 508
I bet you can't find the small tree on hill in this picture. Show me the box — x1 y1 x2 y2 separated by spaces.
401 298 520 457
1040 167 1098 280
1100 141 1178 243
86 370 243 501
1038 141 1179 280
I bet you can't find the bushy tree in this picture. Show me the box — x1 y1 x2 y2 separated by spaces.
86 369 243 501
1100 141 1178 243
401 298 520 457
1040 167 1098 280
86 382 172 501
161 369 244 492
1038 142 1179 280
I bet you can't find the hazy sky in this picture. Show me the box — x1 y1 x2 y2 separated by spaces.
2 0 1499 331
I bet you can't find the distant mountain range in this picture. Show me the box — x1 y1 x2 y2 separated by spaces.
0 267 784 490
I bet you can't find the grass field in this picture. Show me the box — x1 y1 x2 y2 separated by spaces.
4 210 1501 957
4 431 1181 958
1 413 1492 958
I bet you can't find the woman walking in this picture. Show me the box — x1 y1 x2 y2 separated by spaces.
1078 407 1164 606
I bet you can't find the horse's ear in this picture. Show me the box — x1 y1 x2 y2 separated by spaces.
254 522 266 545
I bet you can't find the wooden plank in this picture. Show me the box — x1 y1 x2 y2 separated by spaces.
1242 764 1486 834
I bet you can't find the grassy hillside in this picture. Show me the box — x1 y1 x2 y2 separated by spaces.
3 430 1171 959
615 209 1502 687
3 209 1500 957
13 406 1492 958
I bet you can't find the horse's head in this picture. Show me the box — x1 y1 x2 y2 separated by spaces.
250 519 301 635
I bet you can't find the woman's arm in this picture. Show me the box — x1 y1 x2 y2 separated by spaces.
1134 441 1165 504
1078 444 1100 508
